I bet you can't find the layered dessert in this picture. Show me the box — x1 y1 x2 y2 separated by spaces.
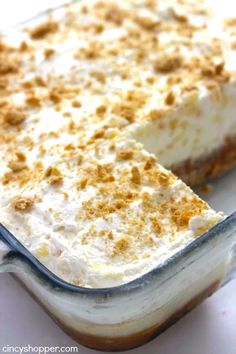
0 0 235 287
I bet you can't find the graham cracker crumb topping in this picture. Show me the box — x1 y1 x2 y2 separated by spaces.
154 55 183 74
0 58 18 75
30 21 59 40
165 91 175 106
3 108 26 126
45 166 63 186
8 160 27 173
105 6 126 25
112 238 130 257
116 150 134 161
12 196 34 212
131 166 141 185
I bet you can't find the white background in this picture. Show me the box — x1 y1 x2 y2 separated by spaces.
0 1 236 353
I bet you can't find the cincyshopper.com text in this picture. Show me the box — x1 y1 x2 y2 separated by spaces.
2 345 79 354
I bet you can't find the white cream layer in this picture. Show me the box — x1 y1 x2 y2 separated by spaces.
129 82 236 167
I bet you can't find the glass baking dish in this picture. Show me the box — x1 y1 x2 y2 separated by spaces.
0 2 236 351
0 214 236 351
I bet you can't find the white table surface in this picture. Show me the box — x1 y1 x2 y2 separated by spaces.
0 2 236 353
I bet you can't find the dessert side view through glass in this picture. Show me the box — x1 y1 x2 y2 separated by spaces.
0 0 236 351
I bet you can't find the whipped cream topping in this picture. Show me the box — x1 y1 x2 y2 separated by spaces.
0 0 229 287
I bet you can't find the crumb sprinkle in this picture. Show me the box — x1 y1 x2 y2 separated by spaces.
12 196 34 212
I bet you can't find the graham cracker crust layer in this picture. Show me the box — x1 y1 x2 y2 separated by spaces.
54 280 220 351
171 135 236 186
13 274 220 352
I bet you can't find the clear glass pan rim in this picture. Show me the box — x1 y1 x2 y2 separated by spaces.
1 212 236 297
